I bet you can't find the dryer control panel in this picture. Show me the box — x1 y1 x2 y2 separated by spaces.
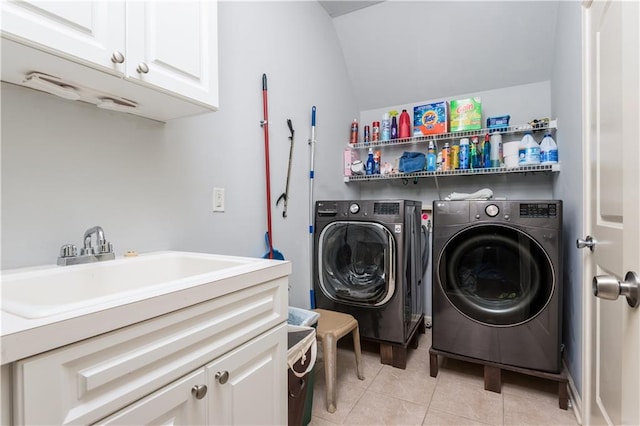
519 203 558 218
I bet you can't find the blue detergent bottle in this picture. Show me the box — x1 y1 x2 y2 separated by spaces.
426 140 437 171
459 138 470 169
366 148 375 175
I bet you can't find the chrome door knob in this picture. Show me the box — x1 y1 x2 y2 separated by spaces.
215 371 229 384
593 271 640 308
191 384 207 400
110 51 125 64
136 62 150 74
577 235 597 251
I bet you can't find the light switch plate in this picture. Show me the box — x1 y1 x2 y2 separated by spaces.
213 187 225 212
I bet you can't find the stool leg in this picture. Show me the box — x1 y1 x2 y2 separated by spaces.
322 334 337 413
352 325 365 380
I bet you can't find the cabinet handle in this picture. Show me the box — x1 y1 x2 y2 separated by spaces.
191 384 207 400
136 62 150 74
215 371 229 384
110 51 125 64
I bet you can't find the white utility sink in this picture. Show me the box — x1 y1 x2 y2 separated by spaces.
1 251 259 319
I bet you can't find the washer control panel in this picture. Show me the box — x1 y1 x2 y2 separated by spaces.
519 203 558 218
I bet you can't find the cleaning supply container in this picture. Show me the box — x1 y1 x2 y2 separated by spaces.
540 133 558 165
288 307 319 426
518 132 541 166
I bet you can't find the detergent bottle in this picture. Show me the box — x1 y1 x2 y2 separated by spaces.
399 109 411 139
366 148 375 175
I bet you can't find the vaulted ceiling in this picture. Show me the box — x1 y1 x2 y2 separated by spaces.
319 1 559 111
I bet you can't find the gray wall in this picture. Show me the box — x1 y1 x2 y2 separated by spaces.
550 0 584 397
1 1 358 310
358 81 556 317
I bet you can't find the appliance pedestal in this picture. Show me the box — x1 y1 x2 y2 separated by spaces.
367 314 425 369
429 347 569 410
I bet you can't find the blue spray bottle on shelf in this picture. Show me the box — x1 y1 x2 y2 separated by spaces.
482 133 491 168
426 140 437 171
366 148 375 175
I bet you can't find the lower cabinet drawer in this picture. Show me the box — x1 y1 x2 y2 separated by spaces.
12 277 287 425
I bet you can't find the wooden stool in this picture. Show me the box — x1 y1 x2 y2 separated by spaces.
313 309 365 413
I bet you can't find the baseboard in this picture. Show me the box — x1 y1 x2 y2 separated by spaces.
564 361 583 425
424 315 432 328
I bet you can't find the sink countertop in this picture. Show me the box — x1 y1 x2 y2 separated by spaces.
1 254 291 365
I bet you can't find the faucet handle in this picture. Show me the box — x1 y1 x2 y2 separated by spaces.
98 241 113 254
59 244 77 258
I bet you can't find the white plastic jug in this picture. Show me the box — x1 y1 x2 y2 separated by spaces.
518 133 540 166
540 133 558 165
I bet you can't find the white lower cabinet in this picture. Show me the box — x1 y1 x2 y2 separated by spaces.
96 324 286 425
96 369 208 425
11 277 288 425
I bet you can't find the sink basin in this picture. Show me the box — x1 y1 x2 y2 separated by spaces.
1 251 259 319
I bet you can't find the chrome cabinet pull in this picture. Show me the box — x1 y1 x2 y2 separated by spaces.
110 51 125 64
136 62 150 74
215 371 229 384
191 384 207 400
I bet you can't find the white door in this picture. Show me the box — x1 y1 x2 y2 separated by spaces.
95 369 207 425
582 1 640 425
126 0 219 108
206 324 287 426
0 0 125 73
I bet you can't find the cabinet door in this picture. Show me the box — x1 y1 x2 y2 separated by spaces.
206 324 287 425
95 369 207 425
0 0 125 73
126 0 218 108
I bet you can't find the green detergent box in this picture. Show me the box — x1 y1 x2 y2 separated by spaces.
450 97 482 131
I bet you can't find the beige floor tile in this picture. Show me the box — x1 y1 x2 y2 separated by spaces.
423 408 493 426
501 370 562 402
434 357 486 389
343 389 428 425
368 363 437 406
503 393 578 425
309 415 340 426
315 344 383 387
429 378 504 425
312 364 368 424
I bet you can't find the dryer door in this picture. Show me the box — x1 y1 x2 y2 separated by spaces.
438 224 554 326
318 221 396 306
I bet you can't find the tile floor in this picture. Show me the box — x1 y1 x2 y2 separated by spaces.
309 329 579 426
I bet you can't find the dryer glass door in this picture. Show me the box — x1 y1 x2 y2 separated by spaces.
318 221 395 306
438 224 554 326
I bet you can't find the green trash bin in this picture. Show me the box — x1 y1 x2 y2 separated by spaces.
288 307 319 426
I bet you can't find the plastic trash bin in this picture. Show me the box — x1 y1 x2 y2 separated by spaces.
287 324 317 426
288 307 319 426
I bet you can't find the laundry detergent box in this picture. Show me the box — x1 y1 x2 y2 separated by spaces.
449 97 482 132
413 101 449 136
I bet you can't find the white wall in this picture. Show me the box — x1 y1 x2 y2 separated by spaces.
1 1 358 309
551 0 584 399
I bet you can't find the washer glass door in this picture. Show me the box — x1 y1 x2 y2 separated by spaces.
438 224 554 326
318 221 395 306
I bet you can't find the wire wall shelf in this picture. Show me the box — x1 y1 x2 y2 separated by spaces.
344 163 561 183
349 120 557 150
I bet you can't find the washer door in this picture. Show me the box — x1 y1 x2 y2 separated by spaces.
318 221 395 306
438 224 554 326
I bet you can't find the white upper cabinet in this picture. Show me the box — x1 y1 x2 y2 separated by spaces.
126 1 218 107
0 1 126 73
0 0 219 121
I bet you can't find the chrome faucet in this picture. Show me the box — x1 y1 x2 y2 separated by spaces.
57 226 115 266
